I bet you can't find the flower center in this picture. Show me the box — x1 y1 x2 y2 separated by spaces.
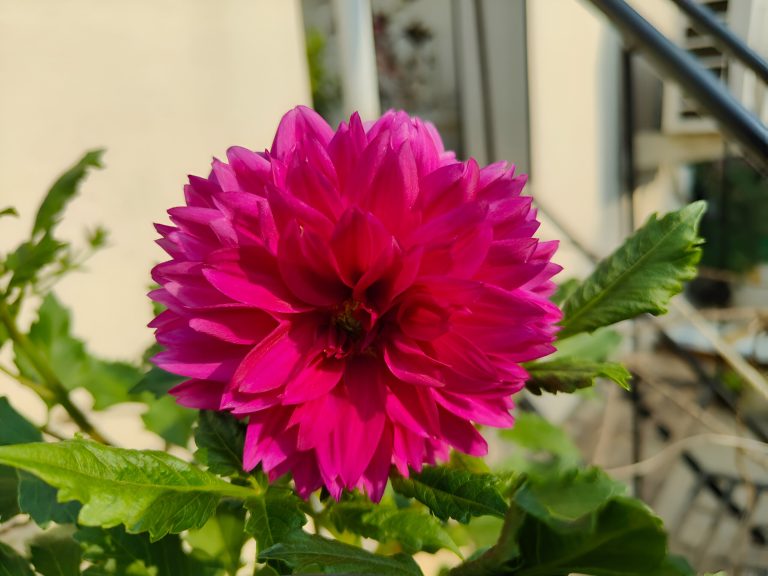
333 300 365 340
326 300 379 358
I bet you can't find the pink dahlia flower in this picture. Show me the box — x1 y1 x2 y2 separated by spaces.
150 107 561 501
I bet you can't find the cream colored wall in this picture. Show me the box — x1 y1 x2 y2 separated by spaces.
525 0 623 423
527 0 623 280
0 0 311 437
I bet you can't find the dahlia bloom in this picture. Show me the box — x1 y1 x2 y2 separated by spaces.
150 107 561 501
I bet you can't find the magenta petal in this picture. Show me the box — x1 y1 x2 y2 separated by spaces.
438 408 488 456
277 221 347 306
203 247 309 313
189 309 277 345
270 106 334 159
233 322 316 393
384 337 446 387
169 379 224 410
361 423 393 502
282 355 344 404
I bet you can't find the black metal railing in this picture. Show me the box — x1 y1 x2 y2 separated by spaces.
670 0 768 84
586 0 768 173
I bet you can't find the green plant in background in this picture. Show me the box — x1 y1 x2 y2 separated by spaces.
306 28 340 121
0 153 717 575
694 158 768 275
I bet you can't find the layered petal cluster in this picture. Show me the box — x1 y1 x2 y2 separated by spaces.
150 107 561 501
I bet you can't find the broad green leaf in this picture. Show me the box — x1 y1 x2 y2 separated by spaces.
141 395 196 447
499 411 581 468
329 498 460 555
0 397 42 521
0 467 19 521
258 531 423 575
524 358 632 395
559 201 705 338
131 366 184 398
650 555 696 575
0 397 42 445
186 501 246 576
0 541 34 576
29 526 82 576
451 472 666 576
513 468 625 530
85 359 144 411
245 487 307 549
82 561 154 576
449 451 491 474
16 294 142 409
78 526 187 576
0 439 257 541
195 411 246 477
512 497 667 576
552 278 580 306
551 327 622 362
391 466 508 524
18 472 81 526
32 149 104 237
14 293 87 392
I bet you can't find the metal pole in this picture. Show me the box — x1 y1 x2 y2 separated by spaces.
332 0 381 120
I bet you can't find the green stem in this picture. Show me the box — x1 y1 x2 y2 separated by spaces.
0 301 109 444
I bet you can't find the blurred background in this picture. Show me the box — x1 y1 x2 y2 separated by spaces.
1 0 767 573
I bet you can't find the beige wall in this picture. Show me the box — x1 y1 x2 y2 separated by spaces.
0 0 310 430
527 0 623 278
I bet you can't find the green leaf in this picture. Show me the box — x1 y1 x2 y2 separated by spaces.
0 397 42 445
0 439 257 541
552 278 580 306
245 487 307 549
449 451 491 474
258 531 424 575
77 526 187 576
551 327 622 362
186 501 246 576
329 498 460 555
451 470 667 576
499 411 581 468
141 395 196 447
32 149 104 237
559 201 705 338
650 555 696 575
0 467 19 522
0 541 35 576
29 526 82 576
14 294 87 393
513 468 626 530
86 226 109 250
194 411 246 477
131 366 184 398
18 472 81 526
0 397 42 521
513 497 666 576
391 466 508 524
524 358 632 395
85 359 144 411
5 233 66 290
16 294 142 409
